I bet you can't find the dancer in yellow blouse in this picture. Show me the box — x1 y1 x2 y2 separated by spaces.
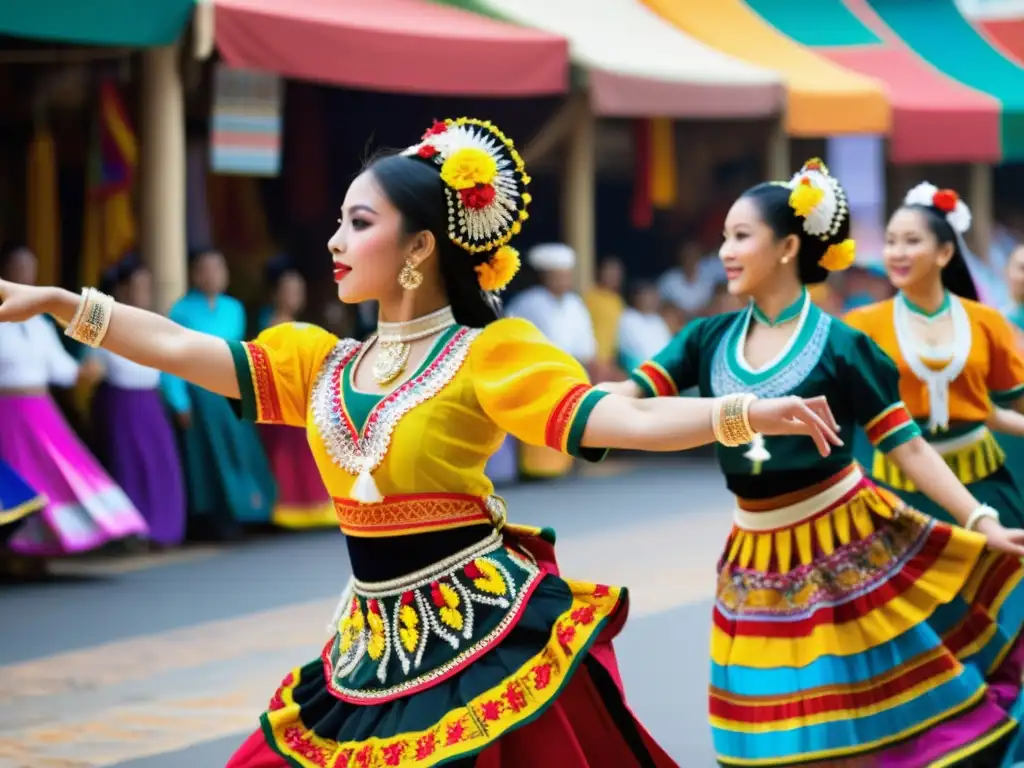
0 118 839 768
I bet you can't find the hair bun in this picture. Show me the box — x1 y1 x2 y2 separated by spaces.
903 181 972 235
403 118 530 257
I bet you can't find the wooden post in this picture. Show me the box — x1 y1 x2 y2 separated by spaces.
562 94 596 293
766 115 790 180
139 43 187 314
969 163 993 261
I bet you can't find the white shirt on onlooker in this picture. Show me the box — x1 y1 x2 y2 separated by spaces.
0 316 78 389
657 256 724 314
506 286 597 365
618 307 672 366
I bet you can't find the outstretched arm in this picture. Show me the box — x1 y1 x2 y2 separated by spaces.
0 282 240 400
582 393 841 456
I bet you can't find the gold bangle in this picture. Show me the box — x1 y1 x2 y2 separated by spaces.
65 287 115 348
64 287 89 338
715 393 757 447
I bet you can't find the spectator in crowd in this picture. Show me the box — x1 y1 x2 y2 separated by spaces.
618 281 672 373
583 255 626 380
257 266 334 530
91 259 186 549
506 243 596 479
657 240 724 319
162 249 276 540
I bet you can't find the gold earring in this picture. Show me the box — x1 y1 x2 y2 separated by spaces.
398 261 423 291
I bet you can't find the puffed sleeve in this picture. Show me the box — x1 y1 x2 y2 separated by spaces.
982 310 1024 407
226 322 340 427
628 317 705 398
838 329 921 453
471 318 610 462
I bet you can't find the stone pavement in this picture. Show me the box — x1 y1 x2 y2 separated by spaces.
0 459 730 767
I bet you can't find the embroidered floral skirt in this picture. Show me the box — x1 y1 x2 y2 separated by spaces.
712 463 1024 767
229 524 676 768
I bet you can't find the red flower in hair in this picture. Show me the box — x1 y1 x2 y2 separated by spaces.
933 189 959 214
459 183 496 210
423 120 448 139
417 144 438 159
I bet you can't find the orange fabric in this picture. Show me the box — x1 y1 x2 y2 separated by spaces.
639 0 889 136
844 299 1024 422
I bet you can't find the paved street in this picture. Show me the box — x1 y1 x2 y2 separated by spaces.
0 456 732 768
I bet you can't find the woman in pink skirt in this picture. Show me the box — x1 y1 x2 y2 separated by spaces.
258 266 334 529
0 244 147 558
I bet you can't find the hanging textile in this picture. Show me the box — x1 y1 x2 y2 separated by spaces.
80 79 137 288
210 64 283 177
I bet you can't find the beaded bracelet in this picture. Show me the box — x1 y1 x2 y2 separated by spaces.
64 287 115 348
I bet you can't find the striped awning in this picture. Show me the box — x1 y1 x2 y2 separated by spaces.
431 0 784 118
746 0 1000 163
640 0 891 136
959 0 1024 65
869 0 1024 160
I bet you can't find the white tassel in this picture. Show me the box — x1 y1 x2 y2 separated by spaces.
744 434 771 464
351 466 383 504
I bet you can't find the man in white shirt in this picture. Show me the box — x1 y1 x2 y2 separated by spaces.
618 281 672 373
657 241 725 317
506 243 597 368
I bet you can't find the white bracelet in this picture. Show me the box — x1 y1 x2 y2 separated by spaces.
965 505 1000 532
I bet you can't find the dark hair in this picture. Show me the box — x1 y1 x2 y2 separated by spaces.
898 204 979 301
0 242 30 278
100 254 147 295
628 279 657 304
364 153 500 328
739 183 850 285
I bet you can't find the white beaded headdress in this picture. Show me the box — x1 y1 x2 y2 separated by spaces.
784 158 856 272
402 118 530 293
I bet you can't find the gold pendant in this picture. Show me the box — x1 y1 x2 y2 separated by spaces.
372 341 411 387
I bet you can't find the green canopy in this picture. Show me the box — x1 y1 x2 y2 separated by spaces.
0 0 194 47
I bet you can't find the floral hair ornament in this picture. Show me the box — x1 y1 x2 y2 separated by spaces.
903 182 972 236
786 158 856 272
403 117 530 293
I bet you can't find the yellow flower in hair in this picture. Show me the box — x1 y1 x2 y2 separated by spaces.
440 147 498 190
819 238 856 272
475 246 520 293
789 178 824 219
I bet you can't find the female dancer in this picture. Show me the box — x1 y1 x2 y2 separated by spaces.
162 248 275 540
0 244 147 559
604 160 1024 766
0 118 838 768
844 184 1024 530
258 266 334 529
91 260 186 548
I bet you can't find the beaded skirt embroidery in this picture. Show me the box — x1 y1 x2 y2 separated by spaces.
712 464 1024 767
259 524 628 768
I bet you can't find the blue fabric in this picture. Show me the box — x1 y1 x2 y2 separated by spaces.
160 291 247 414
0 460 42 515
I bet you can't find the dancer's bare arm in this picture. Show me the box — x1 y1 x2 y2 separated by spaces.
0 282 240 400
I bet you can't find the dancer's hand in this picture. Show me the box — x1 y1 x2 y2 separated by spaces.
975 517 1024 558
748 395 843 458
0 280 57 323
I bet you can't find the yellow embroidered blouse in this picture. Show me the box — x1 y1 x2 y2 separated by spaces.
844 297 1024 423
229 317 608 527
